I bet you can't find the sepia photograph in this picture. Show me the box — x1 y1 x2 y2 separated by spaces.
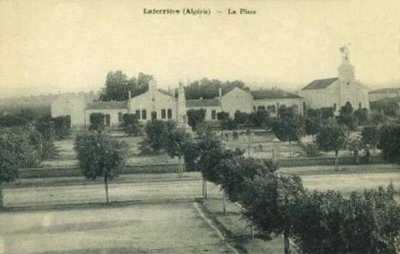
1 0 400 253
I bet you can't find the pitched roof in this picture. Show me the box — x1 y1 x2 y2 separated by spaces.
186 98 221 108
158 89 176 97
250 89 301 99
369 87 400 94
86 100 128 110
302 77 338 90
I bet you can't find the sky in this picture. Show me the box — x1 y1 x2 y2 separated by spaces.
1 0 400 98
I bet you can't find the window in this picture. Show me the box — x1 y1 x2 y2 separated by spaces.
161 109 166 119
118 112 123 122
267 105 276 113
211 110 217 120
167 109 172 119
142 110 147 120
151 111 157 120
135 110 141 119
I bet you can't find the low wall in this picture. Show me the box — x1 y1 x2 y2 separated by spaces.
19 155 387 179
19 163 181 178
279 155 385 167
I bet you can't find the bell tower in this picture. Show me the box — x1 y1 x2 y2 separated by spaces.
338 45 355 84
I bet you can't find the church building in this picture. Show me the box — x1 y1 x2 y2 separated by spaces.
299 46 370 113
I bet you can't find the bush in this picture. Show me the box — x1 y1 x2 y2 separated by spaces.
272 116 304 142
187 109 206 131
362 125 380 151
53 116 71 139
379 124 400 163
121 113 141 136
248 110 271 128
291 186 400 254
89 113 105 132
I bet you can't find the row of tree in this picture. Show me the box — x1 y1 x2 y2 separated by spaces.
64 119 400 253
192 130 400 254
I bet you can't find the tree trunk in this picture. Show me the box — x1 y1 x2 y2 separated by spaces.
355 150 359 164
222 190 226 214
104 174 109 204
0 186 3 208
250 224 254 240
202 178 208 199
284 231 291 254
178 156 184 177
334 150 339 171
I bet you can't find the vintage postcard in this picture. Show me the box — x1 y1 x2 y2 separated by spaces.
1 0 400 253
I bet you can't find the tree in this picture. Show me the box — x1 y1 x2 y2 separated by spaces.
347 135 363 164
89 113 105 132
217 111 229 122
34 116 58 160
240 170 304 254
369 111 389 126
74 132 128 203
0 114 29 127
185 78 248 100
121 113 141 136
234 111 249 125
354 108 369 126
163 127 193 175
290 186 400 254
100 71 153 101
193 131 242 199
361 126 380 153
248 110 271 128
221 118 238 130
186 109 206 131
272 116 305 143
305 117 320 136
0 128 44 206
316 120 347 170
379 124 400 163
53 116 71 139
278 105 296 119
139 120 176 154
216 111 237 130
338 102 357 130
370 99 400 117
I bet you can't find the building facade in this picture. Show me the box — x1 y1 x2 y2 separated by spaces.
299 46 370 113
369 88 400 102
51 81 305 128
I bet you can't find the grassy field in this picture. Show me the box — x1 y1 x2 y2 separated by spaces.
0 203 234 254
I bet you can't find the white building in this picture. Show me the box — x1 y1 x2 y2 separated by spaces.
52 81 305 128
369 88 400 102
299 46 370 113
